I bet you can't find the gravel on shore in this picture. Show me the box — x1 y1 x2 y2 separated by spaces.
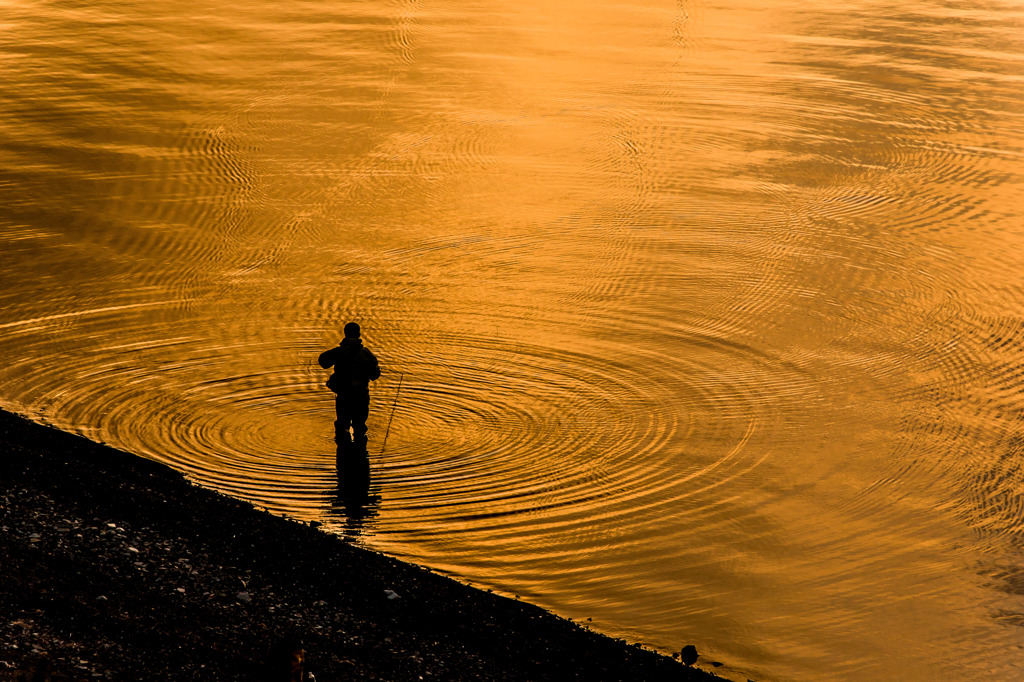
0 409 726 681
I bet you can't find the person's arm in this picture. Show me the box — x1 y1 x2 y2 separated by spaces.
318 347 337 369
365 349 381 381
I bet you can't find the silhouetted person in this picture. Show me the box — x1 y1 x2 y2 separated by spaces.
318 322 381 444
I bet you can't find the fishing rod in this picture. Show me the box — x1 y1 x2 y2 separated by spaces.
379 371 404 456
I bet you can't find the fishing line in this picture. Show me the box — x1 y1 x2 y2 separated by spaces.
379 372 404 456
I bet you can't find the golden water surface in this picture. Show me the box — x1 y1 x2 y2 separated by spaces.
2 0 1024 679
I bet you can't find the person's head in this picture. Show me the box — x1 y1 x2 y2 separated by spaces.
344 322 361 339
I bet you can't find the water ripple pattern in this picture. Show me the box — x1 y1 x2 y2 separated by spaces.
3 1 1024 680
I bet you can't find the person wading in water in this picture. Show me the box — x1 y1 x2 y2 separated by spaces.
319 322 381 445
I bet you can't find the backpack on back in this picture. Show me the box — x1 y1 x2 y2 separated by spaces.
327 345 379 392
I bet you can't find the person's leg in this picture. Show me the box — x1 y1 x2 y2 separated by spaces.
335 394 352 442
351 389 370 443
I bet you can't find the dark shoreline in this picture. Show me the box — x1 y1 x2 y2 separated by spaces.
0 409 726 681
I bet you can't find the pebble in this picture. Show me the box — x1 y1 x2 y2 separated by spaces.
679 644 699 666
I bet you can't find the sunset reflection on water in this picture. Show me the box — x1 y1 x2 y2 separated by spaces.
2 0 1024 679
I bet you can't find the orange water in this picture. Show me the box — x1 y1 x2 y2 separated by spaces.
3 1 1024 679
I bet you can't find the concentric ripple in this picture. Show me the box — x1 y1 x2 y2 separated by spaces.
3 0 1024 680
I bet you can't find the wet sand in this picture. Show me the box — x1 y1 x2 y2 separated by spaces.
0 410 725 681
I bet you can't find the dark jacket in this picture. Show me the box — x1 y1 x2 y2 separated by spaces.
318 338 381 393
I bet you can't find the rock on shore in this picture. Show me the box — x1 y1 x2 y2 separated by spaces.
0 410 724 681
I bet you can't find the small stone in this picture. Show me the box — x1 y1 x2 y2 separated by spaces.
236 591 252 603
680 644 699 666
384 589 400 600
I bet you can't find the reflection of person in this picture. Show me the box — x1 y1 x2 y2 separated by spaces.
318 322 381 443
331 439 379 535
